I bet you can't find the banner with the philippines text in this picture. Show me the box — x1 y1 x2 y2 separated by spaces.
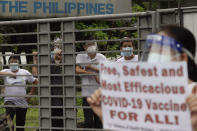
0 0 131 18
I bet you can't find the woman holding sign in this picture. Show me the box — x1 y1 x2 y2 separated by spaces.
87 25 197 131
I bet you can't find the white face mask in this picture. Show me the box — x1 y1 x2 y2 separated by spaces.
54 47 62 54
87 45 97 52
10 63 19 72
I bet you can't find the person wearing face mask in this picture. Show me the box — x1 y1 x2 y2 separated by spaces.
87 25 197 131
76 41 106 128
50 38 64 130
0 55 38 131
116 37 138 62
51 37 62 64
33 37 64 130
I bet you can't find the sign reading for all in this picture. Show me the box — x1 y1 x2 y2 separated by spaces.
100 61 192 131
0 0 131 18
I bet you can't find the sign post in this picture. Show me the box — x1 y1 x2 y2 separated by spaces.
100 61 192 131
0 0 131 18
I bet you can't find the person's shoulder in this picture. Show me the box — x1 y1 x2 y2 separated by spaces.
133 55 138 61
116 57 124 62
134 55 138 59
0 69 10 72
76 54 88 62
97 53 106 59
76 53 87 58
19 69 31 74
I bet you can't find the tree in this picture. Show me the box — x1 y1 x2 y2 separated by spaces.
181 0 197 7
132 0 183 10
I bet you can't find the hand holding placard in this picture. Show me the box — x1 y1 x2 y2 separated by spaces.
100 61 192 131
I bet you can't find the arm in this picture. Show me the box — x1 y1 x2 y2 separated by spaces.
27 53 39 103
87 88 103 121
28 79 38 95
76 65 93 74
0 72 15 76
32 52 38 76
26 79 38 103
87 88 113 131
76 54 94 74
0 70 16 79
85 65 99 73
76 65 100 83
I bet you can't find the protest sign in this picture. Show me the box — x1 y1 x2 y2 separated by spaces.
100 61 192 131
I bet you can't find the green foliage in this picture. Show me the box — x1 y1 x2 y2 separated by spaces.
132 3 146 12
0 100 39 130
76 21 109 52
25 108 39 128
75 18 140 58
74 3 147 58
76 92 84 121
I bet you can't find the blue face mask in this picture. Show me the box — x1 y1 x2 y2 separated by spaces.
10 63 19 72
121 47 133 57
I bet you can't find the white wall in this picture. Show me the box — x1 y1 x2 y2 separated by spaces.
0 52 27 65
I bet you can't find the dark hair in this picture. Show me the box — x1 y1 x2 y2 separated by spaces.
8 55 19 63
160 25 197 82
83 36 95 47
120 37 133 47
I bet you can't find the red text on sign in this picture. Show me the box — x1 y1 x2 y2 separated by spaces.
110 110 138 122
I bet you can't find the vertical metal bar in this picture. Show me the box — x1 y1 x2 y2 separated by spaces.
156 11 161 32
61 21 66 130
39 22 50 130
63 21 76 130
37 23 41 131
47 22 51 131
137 16 140 59
152 12 157 33
72 20 77 131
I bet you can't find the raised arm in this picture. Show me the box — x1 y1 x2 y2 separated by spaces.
0 72 15 76
32 52 38 76
87 88 103 121
76 65 94 74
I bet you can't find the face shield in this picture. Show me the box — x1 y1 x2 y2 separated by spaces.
141 34 183 63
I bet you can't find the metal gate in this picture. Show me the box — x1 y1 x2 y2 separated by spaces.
0 7 194 131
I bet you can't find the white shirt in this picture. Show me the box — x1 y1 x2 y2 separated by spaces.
76 53 106 96
0 68 37 106
116 55 138 62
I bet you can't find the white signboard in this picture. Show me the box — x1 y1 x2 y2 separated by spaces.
0 0 131 18
100 61 192 131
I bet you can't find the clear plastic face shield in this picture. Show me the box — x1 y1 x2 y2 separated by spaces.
141 34 183 63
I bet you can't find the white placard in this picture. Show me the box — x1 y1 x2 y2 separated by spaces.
100 61 192 131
